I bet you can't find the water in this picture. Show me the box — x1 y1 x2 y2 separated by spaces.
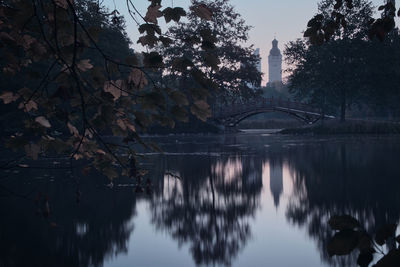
1 131 400 267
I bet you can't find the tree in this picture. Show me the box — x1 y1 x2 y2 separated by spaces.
0 0 217 181
305 0 400 44
286 0 375 121
160 0 262 106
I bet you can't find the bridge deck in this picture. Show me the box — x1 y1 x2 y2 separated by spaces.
212 98 335 124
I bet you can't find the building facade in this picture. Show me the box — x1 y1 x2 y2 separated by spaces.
268 39 282 84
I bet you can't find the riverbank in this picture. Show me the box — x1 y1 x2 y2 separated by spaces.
279 120 400 135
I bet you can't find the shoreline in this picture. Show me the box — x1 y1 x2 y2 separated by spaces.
279 120 400 135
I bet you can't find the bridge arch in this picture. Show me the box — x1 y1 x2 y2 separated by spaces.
217 108 319 127
212 98 335 127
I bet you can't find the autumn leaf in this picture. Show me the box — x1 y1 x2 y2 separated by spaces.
18 100 38 112
104 80 127 100
190 4 213 21
54 0 69 9
117 118 127 130
67 122 79 137
128 69 148 89
137 34 158 47
145 5 162 24
0 91 19 104
191 100 211 121
162 7 186 23
169 90 189 106
77 59 93 72
35 116 51 128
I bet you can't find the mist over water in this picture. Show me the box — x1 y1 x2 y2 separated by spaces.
1 131 400 267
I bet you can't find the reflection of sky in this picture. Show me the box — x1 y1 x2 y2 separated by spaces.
104 0 389 85
105 158 328 267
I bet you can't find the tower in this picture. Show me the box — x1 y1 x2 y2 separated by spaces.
268 38 282 84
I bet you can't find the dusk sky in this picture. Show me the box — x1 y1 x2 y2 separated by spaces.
105 0 387 85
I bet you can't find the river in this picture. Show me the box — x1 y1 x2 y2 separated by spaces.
1 130 400 267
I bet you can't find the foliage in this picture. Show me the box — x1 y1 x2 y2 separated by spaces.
305 0 400 44
160 0 262 106
0 0 219 180
327 215 400 267
286 0 400 121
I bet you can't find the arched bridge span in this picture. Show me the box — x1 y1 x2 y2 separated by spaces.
212 98 335 127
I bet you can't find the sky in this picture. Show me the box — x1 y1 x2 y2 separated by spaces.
104 0 387 85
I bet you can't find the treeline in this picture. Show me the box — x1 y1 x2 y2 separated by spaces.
285 0 400 121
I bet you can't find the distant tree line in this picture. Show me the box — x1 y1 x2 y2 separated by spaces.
287 0 400 121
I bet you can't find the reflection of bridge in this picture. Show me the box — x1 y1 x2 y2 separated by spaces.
212 98 335 126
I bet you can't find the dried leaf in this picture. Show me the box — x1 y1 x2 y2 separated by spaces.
145 5 162 24
104 81 125 100
128 69 148 89
0 91 19 104
67 122 79 137
77 59 93 72
35 116 51 128
117 118 127 130
191 4 213 21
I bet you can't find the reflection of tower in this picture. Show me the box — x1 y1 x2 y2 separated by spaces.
268 38 282 84
269 161 283 208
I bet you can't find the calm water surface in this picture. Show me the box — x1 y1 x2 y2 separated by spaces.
1 131 400 267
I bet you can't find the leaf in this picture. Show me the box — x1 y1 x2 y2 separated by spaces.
77 59 93 72
204 53 220 70
169 90 189 106
143 52 163 67
327 229 359 257
190 4 213 21
0 91 19 104
138 24 161 35
18 164 29 168
67 122 79 137
328 215 361 231
171 105 189 122
117 118 127 130
137 34 158 47
159 36 173 47
357 251 373 267
18 100 38 112
375 224 397 246
375 249 400 267
191 100 211 122
171 57 194 71
145 5 162 24
35 116 51 128
104 80 126 100
54 0 68 9
124 119 136 132
125 55 138 66
162 7 186 23
25 144 40 160
129 69 148 89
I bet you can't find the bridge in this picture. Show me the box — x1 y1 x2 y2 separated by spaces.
212 98 335 127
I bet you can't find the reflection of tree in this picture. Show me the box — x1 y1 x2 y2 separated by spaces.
283 140 400 266
149 155 263 266
0 169 137 267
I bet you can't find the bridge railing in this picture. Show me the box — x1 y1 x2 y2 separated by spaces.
212 97 321 118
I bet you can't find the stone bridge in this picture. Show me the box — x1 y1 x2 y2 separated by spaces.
212 98 335 127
